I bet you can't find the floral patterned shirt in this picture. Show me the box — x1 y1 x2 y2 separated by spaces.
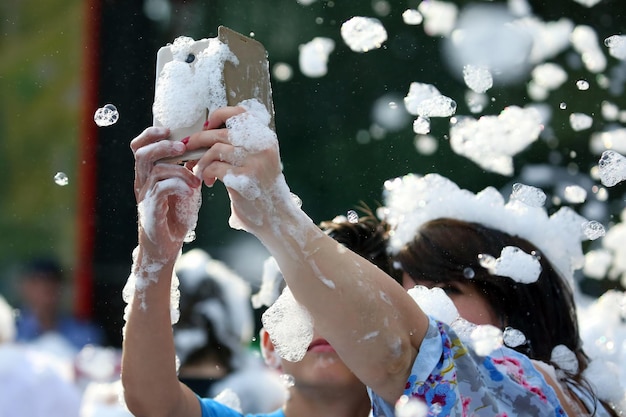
369 317 566 417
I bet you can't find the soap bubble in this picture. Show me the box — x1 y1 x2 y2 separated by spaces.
54 172 69 186
94 104 119 127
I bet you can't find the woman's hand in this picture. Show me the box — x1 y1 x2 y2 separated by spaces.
186 104 299 237
130 126 202 265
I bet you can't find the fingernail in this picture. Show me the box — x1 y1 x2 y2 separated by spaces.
181 136 190 145
173 141 185 152
203 120 210 129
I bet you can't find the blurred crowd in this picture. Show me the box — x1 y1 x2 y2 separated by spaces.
0 255 286 417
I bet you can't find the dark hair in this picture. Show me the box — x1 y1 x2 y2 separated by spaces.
21 258 64 282
320 213 392 274
396 218 615 415
176 275 234 373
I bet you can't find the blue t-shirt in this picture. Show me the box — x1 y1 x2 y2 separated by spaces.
369 317 566 417
198 397 284 417
16 309 105 350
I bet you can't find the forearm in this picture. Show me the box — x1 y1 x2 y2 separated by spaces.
256 203 428 402
121 249 198 417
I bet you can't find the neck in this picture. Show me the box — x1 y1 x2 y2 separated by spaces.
283 385 371 417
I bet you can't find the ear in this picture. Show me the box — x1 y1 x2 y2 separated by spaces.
260 327 282 370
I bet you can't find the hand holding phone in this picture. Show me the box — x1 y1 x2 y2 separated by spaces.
153 26 275 164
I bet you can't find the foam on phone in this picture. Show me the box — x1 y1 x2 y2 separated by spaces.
153 36 238 131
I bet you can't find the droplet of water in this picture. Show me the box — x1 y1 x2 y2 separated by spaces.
559 102 567 110
463 267 475 279
54 172 69 186
347 210 359 223
94 104 119 127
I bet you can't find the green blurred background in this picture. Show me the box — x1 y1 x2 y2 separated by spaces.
1 0 624 346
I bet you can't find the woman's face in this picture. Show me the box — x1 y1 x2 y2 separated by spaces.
402 272 502 327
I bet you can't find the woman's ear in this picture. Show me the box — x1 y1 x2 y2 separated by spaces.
260 327 282 370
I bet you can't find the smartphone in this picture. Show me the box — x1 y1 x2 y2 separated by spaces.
154 26 274 163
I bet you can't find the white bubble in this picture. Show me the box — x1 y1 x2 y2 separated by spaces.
280 373 295 388
605 35 626 60
298 37 335 78
465 90 488 113
183 230 196 243
598 150 626 187
531 62 567 90
463 65 493 93
563 185 587 203
559 102 567 109
272 62 293 82
576 79 590 90
582 220 606 241
503 327 527 348
416 95 457 118
443 4 531 85
511 183 546 207
290 193 303 208
418 0 458 37
550 344 579 374
413 134 438 155
601 101 619 121
569 113 593 131
402 9 423 26
340 16 387 53
470 324 503 356
54 172 69 186
412 116 431 135
395 395 428 417
449 106 542 176
463 267 475 279
94 103 119 127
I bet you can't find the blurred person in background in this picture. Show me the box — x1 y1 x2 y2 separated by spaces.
174 248 286 414
15 257 105 352
0 294 82 417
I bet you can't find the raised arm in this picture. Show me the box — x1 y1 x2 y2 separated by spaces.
190 105 429 404
121 126 203 417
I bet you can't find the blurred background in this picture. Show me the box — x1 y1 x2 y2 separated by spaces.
0 0 624 347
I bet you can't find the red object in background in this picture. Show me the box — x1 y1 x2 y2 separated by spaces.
74 0 102 321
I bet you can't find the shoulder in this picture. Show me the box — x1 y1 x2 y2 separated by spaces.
373 317 567 416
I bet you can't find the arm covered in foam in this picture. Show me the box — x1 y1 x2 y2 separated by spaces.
121 126 203 417
191 105 430 404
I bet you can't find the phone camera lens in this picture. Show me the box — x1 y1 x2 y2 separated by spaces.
185 53 195 63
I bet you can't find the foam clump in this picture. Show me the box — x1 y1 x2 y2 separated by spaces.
252 257 284 309
340 16 387 53
463 65 493 93
598 150 626 187
480 246 542 284
153 36 237 130
449 106 543 176
378 173 590 288
262 287 313 362
407 285 459 325
298 37 335 78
